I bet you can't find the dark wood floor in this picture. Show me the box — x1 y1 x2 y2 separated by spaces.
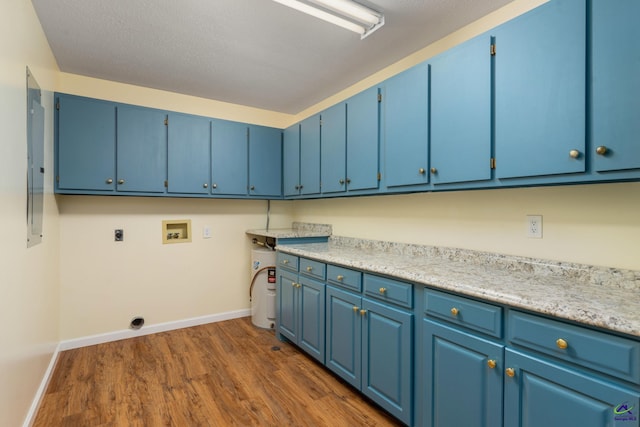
34 317 402 426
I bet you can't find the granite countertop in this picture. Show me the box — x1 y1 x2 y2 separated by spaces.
277 236 640 338
246 222 332 239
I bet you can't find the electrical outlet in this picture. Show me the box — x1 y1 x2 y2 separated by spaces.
527 215 543 238
203 226 212 239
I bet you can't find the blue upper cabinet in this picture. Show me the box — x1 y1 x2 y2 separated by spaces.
167 113 211 194
346 87 380 192
430 35 492 185
283 124 301 197
383 62 429 188
211 119 248 196
300 114 321 196
321 102 347 194
248 125 282 198
116 105 167 193
56 94 116 191
592 0 640 173
494 0 586 179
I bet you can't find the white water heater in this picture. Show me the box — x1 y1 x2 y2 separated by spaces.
250 247 276 329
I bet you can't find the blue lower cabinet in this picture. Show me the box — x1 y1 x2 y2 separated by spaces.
423 319 504 427
326 286 414 425
363 298 414 425
504 348 640 427
276 267 325 364
326 286 362 389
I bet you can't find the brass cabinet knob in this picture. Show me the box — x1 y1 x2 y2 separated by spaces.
430 167 438 174
203 183 208 188
419 168 426 174
306 266 313 272
487 359 497 369
556 338 568 350
450 307 459 316
282 259 289 264
379 287 387 294
569 149 580 159
106 178 113 184
118 179 125 185
353 306 359 313
505 368 515 378
360 309 367 316
339 179 345 185
345 178 351 184
596 146 608 155
291 282 296 287
212 183 218 189
336 275 344 281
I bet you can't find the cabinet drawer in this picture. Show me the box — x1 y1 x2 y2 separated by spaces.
508 310 640 384
327 265 362 292
364 274 413 309
299 258 326 280
276 252 298 271
424 289 503 338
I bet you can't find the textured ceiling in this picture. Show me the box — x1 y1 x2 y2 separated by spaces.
32 0 513 114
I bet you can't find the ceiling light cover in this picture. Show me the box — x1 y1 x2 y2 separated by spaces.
273 0 384 39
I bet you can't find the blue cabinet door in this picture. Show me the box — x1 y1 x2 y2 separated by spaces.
211 119 248 196
494 0 586 179
383 62 429 188
167 113 210 194
248 125 282 198
592 0 640 172
430 35 492 185
321 103 347 194
362 298 413 425
277 269 298 343
116 105 167 193
423 319 504 427
326 286 362 389
56 94 116 191
283 124 301 197
347 87 380 191
298 276 326 363
504 348 640 427
300 114 321 195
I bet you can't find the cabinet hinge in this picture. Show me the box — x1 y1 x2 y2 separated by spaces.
490 44 496 56
55 101 60 111
164 180 168 188
164 118 168 126
319 119 323 126
377 93 382 102
490 158 496 169
377 172 381 181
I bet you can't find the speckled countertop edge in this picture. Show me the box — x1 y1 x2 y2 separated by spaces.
246 222 332 239
277 236 640 338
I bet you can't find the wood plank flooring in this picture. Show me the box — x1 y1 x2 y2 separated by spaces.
34 317 402 426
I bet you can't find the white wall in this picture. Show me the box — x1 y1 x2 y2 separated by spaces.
0 1 61 426
58 196 292 340
292 183 640 270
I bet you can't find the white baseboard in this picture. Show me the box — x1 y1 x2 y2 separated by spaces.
22 343 61 427
60 309 251 351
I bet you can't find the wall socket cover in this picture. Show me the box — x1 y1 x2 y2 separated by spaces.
527 215 543 238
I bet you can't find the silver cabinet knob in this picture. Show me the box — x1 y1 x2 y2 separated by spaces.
569 149 580 159
250 185 255 191
118 179 125 185
106 178 113 184
339 179 345 185
203 183 208 188
212 183 217 189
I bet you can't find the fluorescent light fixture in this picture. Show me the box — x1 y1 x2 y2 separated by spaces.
273 0 384 39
